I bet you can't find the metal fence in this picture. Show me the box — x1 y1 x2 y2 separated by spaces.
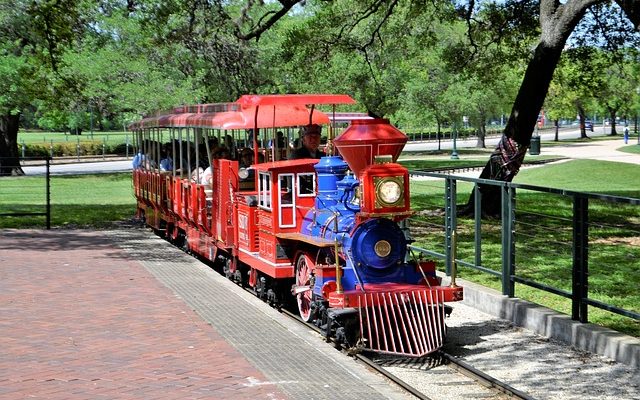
0 158 51 229
407 171 640 325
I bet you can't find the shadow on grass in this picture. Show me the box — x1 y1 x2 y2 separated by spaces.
0 204 136 230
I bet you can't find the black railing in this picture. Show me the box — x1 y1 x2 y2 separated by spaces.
408 171 640 325
0 157 51 229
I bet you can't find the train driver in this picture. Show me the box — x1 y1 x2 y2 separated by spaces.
290 124 325 159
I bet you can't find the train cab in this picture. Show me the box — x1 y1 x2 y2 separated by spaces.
235 159 319 278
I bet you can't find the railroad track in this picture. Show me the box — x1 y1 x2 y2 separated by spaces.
279 308 535 400
369 351 535 400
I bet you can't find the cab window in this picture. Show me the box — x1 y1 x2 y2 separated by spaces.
297 173 316 197
258 171 271 210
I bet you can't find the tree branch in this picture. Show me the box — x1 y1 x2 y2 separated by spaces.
616 0 640 29
361 0 399 49
234 0 302 41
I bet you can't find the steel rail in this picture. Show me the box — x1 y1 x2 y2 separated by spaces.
436 350 536 400
352 353 433 400
279 309 433 400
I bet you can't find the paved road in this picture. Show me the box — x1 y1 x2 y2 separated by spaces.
22 160 132 176
539 137 640 164
405 127 640 165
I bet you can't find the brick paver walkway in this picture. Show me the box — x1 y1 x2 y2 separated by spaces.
0 229 286 399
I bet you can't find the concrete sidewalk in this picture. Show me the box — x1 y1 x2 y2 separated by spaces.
540 138 640 165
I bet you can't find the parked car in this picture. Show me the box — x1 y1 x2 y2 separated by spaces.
578 120 594 132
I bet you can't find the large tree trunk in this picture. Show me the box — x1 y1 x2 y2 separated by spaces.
461 40 565 216
476 124 486 148
0 113 24 176
476 111 487 148
461 0 595 217
577 106 590 139
608 109 618 135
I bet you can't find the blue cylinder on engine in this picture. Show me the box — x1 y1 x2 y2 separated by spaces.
301 156 354 241
301 156 422 295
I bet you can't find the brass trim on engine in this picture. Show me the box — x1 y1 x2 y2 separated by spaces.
374 240 392 257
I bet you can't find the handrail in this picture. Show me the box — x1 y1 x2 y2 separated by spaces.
408 170 640 324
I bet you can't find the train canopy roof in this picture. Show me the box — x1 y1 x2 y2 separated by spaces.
236 94 356 107
217 104 329 129
128 94 353 130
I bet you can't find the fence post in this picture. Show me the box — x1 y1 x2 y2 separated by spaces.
474 184 482 269
501 185 516 297
46 157 51 230
444 177 457 276
572 195 589 322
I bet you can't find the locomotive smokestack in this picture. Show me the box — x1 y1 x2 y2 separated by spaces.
333 119 408 177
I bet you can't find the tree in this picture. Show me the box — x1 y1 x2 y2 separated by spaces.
465 71 521 148
544 76 577 142
0 0 86 175
596 51 639 135
460 0 640 216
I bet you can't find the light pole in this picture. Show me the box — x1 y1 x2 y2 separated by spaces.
450 122 459 160
636 86 639 145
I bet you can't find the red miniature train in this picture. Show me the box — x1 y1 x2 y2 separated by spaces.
130 94 463 357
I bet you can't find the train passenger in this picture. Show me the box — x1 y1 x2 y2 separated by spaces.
216 147 230 160
290 124 325 159
223 134 235 157
269 131 286 149
159 143 173 172
200 155 214 186
132 149 145 169
238 148 259 183
239 148 253 168
199 147 230 185
143 140 159 170
247 129 263 148
196 144 210 170
133 139 152 169
191 166 204 183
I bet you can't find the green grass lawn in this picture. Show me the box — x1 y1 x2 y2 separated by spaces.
0 172 136 228
619 143 640 155
19 130 133 146
514 159 640 195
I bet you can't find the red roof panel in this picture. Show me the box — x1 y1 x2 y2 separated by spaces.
236 94 356 107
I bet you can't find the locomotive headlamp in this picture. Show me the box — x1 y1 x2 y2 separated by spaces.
238 168 250 180
375 177 404 207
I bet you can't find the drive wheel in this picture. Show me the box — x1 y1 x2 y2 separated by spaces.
295 253 314 322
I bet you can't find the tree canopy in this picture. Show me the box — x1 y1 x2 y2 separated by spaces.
1 0 640 181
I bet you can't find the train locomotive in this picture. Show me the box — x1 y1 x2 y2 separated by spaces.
130 94 463 357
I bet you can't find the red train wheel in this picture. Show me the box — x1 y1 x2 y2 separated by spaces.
295 253 314 322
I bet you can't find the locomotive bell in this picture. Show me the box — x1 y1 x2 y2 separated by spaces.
333 119 408 177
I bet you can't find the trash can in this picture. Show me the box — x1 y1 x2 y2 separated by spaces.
529 136 540 155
